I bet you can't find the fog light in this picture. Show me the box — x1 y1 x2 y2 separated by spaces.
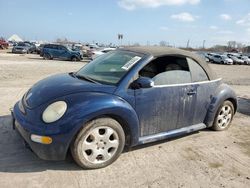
31 134 52 144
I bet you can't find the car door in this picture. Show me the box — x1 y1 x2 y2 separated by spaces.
213 55 220 63
134 56 196 137
57 46 69 60
50 44 59 58
186 58 219 125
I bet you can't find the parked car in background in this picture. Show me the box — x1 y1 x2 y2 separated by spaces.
23 41 37 53
91 47 116 59
12 47 237 169
7 41 17 47
41 44 83 61
71 44 83 51
86 43 100 58
0 39 9 49
206 53 218 62
12 42 34 54
36 44 45 54
210 54 233 65
227 54 244 65
86 43 99 49
238 56 250 65
194 52 209 62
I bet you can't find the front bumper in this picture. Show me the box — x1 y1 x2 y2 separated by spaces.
11 107 70 161
12 49 27 54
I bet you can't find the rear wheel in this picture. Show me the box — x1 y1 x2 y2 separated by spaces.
43 53 51 60
71 118 125 169
211 101 234 131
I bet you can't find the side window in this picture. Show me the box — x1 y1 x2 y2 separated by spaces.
54 45 59 50
58 46 66 50
50 44 56 49
139 56 192 86
187 58 208 82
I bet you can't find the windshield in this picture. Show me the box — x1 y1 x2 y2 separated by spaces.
76 50 143 85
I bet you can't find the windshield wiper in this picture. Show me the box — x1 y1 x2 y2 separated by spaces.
74 73 100 84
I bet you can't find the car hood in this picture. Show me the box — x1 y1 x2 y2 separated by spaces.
25 73 116 108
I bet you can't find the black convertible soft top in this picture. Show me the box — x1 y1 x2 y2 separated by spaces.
123 46 217 80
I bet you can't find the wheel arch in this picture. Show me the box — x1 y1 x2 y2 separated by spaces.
71 114 133 147
63 93 140 157
102 114 133 147
226 97 237 114
204 83 237 127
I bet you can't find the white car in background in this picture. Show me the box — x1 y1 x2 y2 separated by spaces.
210 54 233 65
91 47 116 59
227 55 244 65
239 56 250 65
206 53 218 62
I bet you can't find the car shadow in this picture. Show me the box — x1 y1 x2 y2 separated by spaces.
0 114 202 173
27 57 47 60
0 114 82 173
237 97 250 116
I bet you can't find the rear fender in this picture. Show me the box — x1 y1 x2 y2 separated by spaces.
204 83 237 127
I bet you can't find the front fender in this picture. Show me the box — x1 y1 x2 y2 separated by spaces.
204 83 237 127
61 92 139 147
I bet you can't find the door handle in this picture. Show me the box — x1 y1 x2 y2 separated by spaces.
187 89 196 95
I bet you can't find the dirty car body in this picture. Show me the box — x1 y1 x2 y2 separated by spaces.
12 47 237 166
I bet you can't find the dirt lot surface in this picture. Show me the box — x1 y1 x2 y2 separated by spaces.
0 52 249 188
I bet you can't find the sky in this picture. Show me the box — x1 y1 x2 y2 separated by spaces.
1 0 250 47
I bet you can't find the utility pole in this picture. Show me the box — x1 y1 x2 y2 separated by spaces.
203 40 206 49
186 39 190 48
118 34 124 47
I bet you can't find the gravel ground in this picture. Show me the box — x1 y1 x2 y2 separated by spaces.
0 52 249 188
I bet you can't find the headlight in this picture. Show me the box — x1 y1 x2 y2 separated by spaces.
42 101 67 123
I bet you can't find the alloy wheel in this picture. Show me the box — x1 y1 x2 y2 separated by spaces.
81 126 119 164
217 105 232 129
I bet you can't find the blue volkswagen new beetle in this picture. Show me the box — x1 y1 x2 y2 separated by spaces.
12 47 237 169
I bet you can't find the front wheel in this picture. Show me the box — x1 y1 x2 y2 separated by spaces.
211 101 235 131
71 118 125 169
71 56 78 62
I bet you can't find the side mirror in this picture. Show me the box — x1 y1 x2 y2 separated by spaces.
131 77 154 89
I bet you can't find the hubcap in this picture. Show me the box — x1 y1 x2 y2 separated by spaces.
217 105 232 128
81 126 119 164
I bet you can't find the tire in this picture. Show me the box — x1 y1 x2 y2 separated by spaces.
71 56 78 62
211 100 234 131
43 53 51 60
71 118 125 169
